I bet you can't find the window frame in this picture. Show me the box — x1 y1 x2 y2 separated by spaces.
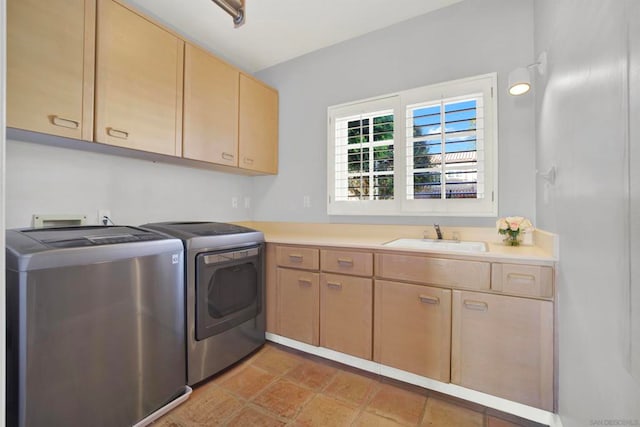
327 73 498 217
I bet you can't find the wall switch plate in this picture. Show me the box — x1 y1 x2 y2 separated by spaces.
303 196 311 208
231 197 238 208
244 197 251 208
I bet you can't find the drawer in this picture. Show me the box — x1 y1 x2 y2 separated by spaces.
275 245 319 270
375 253 490 290
491 263 554 298
321 249 373 276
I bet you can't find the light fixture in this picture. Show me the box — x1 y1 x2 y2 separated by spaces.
508 52 547 96
211 0 245 27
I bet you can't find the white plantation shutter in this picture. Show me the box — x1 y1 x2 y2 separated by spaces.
334 109 395 201
406 93 485 200
327 73 497 216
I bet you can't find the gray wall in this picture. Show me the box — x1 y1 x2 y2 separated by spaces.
5 140 254 228
253 0 536 226
534 1 640 425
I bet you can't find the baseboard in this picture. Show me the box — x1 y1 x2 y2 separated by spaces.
266 333 563 427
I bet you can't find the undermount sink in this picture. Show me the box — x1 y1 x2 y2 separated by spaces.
383 238 488 253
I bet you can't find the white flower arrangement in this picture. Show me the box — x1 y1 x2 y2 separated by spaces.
496 216 534 246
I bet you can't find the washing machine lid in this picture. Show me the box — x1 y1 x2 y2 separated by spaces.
140 222 257 239
6 225 183 272
16 225 167 248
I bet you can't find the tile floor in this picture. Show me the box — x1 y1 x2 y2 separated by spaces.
154 343 547 427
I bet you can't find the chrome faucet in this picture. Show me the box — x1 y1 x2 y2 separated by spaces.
434 224 443 240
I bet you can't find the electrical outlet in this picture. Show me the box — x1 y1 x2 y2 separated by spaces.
244 197 251 209
98 209 111 225
303 196 311 208
231 197 238 208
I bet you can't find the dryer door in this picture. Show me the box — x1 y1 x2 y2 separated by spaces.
194 245 262 340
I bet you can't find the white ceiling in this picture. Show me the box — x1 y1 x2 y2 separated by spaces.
125 0 463 73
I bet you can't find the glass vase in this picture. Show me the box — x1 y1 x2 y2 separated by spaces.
503 233 521 246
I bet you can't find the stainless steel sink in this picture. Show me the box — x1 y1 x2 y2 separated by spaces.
383 238 487 252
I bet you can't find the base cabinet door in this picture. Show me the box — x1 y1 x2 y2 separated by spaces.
320 273 372 360
7 0 95 140
374 280 451 382
276 268 319 345
451 290 553 411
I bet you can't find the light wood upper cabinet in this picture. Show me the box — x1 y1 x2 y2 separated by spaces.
374 280 451 382
451 290 554 411
239 74 278 174
7 0 95 140
183 44 239 166
95 0 183 156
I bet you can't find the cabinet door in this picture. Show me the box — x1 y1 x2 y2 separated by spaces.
374 280 451 382
7 0 95 140
183 44 239 166
239 74 278 174
320 273 372 360
95 0 183 156
451 290 553 411
276 268 319 345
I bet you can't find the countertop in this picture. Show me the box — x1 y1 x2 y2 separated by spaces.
235 222 558 265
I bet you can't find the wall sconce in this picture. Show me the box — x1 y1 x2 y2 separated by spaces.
211 0 245 27
508 52 547 95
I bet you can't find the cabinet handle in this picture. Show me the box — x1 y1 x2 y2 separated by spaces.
50 115 79 129
243 157 254 164
327 282 342 289
298 278 312 286
419 295 440 305
506 273 536 283
107 127 129 139
288 254 303 262
463 300 488 311
222 152 235 160
337 258 354 266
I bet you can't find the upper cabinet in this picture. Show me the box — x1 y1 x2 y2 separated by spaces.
239 74 279 174
94 0 183 156
7 0 278 174
183 44 239 167
7 0 95 140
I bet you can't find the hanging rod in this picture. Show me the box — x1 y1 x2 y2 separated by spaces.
211 0 245 27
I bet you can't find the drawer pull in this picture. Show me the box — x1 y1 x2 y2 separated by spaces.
50 115 79 129
419 295 439 305
463 300 488 311
107 127 129 139
243 157 254 164
288 254 304 262
507 273 536 282
327 282 342 289
298 278 312 286
337 258 354 266
222 152 235 160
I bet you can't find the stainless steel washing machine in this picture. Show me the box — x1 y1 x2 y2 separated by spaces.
140 222 265 385
5 225 187 427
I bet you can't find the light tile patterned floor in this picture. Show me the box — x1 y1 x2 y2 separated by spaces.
154 343 546 427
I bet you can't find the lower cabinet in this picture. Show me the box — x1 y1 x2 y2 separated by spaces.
373 280 451 382
275 267 319 345
320 273 372 360
268 243 555 411
451 290 554 411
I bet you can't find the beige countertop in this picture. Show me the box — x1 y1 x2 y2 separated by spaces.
236 221 558 265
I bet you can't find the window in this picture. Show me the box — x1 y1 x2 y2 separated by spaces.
328 73 497 216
